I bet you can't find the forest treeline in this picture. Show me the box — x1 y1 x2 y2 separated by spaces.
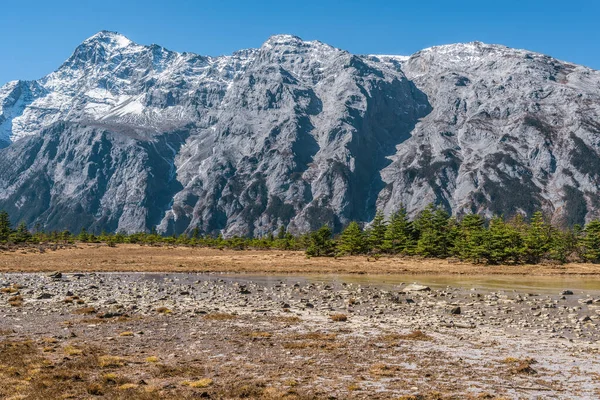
1 204 599 264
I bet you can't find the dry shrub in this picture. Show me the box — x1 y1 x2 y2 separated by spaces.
503 357 537 375
283 332 340 350
73 307 96 315
330 313 348 322
87 382 104 395
8 295 23 307
396 330 432 341
0 340 173 400
369 363 404 377
247 331 272 339
271 315 301 324
152 363 206 378
203 313 237 321
292 332 337 341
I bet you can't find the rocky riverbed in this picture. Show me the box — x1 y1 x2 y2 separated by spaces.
1 272 600 399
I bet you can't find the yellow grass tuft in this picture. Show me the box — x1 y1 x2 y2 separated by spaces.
98 355 125 368
182 378 214 388
63 345 83 356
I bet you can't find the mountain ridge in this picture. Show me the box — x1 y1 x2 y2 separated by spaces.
1 32 599 235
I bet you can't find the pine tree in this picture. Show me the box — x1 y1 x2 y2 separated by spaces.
306 225 335 257
523 211 552 263
414 204 451 257
454 214 487 262
485 216 523 264
382 206 413 254
548 226 578 263
277 225 286 240
78 228 90 243
337 222 366 255
367 211 387 253
582 220 600 263
61 230 72 244
12 222 31 243
190 227 201 240
0 210 11 242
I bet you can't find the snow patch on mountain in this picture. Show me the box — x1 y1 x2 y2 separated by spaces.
1 32 600 235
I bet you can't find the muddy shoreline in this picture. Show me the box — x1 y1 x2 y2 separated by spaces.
2 272 600 399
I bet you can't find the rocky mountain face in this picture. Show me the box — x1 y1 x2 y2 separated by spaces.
1 32 599 235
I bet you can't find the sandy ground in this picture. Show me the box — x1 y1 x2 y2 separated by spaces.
1 244 600 275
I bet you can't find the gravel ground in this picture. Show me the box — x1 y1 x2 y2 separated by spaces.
1 272 600 399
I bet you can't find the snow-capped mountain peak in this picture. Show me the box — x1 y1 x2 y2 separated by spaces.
83 30 134 48
1 34 599 236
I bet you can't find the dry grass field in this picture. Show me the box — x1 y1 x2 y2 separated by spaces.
1 244 600 275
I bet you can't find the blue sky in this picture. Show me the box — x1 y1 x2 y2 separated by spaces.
1 0 598 85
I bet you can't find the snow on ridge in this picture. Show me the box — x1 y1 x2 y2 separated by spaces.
2 33 598 147
368 54 410 62
84 30 134 49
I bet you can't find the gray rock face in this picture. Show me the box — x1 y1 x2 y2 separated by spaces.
1 33 599 235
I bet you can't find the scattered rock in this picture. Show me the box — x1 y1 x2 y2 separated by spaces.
401 284 431 293
450 306 462 315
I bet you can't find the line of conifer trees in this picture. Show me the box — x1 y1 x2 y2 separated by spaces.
305 204 600 264
1 205 599 264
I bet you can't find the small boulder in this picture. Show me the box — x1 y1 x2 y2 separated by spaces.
401 284 431 293
47 271 62 279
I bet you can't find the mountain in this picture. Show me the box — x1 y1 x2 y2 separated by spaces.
1 32 599 235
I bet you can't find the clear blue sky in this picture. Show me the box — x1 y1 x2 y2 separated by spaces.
1 0 598 85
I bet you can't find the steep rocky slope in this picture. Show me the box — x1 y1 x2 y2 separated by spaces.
1 32 599 234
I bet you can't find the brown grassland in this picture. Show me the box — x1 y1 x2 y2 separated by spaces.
1 244 600 275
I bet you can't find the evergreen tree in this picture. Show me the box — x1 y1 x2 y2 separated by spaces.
337 221 366 255
523 211 552 263
305 225 335 257
114 232 127 243
548 227 578 263
367 211 387 252
454 214 487 262
12 222 31 243
277 225 286 240
414 204 451 257
0 210 11 242
78 228 90 243
190 227 201 240
582 220 600 263
61 230 72 244
485 216 524 264
382 206 413 254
